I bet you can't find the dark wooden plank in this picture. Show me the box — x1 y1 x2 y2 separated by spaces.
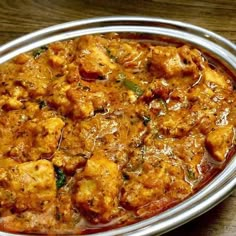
0 0 235 44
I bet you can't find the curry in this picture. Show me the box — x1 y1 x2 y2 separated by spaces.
0 33 235 234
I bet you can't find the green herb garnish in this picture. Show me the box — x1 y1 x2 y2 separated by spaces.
105 47 117 61
97 75 106 80
186 168 196 180
77 82 90 91
32 46 48 58
142 115 151 126
122 172 130 180
56 211 62 221
38 100 47 109
159 98 168 112
54 166 66 189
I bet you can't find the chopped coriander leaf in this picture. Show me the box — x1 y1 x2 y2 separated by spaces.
186 168 196 180
142 115 151 126
94 107 108 114
98 75 106 80
160 98 168 112
38 100 47 109
78 82 90 91
32 46 48 58
105 47 117 61
122 172 130 180
56 212 62 221
54 166 66 189
141 145 146 159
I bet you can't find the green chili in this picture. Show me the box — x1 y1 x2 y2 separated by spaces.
118 73 143 96
123 79 143 96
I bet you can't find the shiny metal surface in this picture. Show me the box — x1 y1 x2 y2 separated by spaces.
0 17 235 236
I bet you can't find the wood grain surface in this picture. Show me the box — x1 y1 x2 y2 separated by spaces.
0 0 235 235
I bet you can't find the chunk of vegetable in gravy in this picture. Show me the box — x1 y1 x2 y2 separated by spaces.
0 33 235 234
74 153 121 223
0 160 56 212
205 125 234 161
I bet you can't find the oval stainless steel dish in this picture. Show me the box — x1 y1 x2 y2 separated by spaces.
0 17 235 236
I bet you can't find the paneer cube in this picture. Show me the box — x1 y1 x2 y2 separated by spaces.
33 117 65 156
77 35 117 80
52 150 86 174
121 164 169 209
74 153 121 223
0 95 23 110
46 77 71 115
121 159 192 210
0 160 56 212
10 117 65 161
150 45 201 79
203 67 231 90
66 88 108 119
150 46 181 78
157 109 197 138
205 125 234 161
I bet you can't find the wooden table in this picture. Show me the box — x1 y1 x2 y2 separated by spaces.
0 0 235 235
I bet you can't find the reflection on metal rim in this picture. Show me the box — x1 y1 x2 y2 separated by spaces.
0 16 235 236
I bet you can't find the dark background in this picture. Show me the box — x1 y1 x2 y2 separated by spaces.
0 0 235 235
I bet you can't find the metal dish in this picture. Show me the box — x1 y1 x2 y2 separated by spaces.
0 17 235 236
